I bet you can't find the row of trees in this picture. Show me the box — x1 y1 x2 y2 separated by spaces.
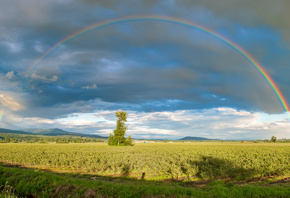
0 135 104 143
108 111 133 146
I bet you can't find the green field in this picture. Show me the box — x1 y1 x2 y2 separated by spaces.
0 142 289 197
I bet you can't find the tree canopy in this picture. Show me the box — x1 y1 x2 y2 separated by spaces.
108 111 133 146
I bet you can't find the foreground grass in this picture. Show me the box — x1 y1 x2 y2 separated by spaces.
0 165 289 198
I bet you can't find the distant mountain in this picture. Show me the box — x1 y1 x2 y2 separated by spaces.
179 136 218 141
23 128 77 136
0 128 33 135
22 128 106 139
22 128 45 133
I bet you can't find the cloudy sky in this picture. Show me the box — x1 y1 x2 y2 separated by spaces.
0 0 289 139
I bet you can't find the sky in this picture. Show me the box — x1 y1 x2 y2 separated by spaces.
0 0 290 140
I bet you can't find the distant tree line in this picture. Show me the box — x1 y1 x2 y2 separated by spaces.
0 133 104 143
177 138 290 143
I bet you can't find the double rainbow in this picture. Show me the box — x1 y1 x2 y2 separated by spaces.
27 15 290 117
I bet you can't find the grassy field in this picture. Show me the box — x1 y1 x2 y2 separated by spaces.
0 142 289 197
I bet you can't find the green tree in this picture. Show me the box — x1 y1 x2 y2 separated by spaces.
4 137 10 143
113 111 128 145
107 133 114 145
125 135 133 146
271 136 277 143
107 111 131 146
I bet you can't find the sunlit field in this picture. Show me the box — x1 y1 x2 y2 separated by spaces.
0 142 289 197
1 142 289 180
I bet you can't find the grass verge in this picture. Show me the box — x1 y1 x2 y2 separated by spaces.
0 165 289 198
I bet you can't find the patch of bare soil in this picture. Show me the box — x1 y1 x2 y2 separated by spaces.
264 177 290 187
174 175 290 187
82 188 99 198
231 175 289 185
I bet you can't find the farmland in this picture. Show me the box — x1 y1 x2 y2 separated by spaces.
0 142 289 197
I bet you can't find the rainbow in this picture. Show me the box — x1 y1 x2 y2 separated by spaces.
27 15 290 117
0 109 4 123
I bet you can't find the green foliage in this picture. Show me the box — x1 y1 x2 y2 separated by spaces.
0 143 289 180
0 164 289 198
271 136 277 142
0 143 290 197
108 111 131 146
0 181 15 197
4 137 10 143
107 133 114 146
0 133 104 143
125 135 133 146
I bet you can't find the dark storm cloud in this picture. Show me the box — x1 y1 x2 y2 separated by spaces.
31 25 283 112
0 0 289 120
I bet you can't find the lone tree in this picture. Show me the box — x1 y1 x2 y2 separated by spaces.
108 111 133 146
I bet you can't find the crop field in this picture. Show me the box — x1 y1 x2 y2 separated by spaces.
0 142 289 197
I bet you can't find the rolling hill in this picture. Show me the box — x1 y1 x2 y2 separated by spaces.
0 127 106 139
0 128 33 135
22 128 106 138
179 136 218 141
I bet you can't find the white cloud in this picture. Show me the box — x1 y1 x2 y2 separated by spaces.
51 108 290 139
82 84 97 89
34 41 44 53
23 117 55 125
1 40 23 53
1 107 289 139
30 73 58 82
0 93 24 111
125 109 290 139
0 111 55 129
5 71 17 80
